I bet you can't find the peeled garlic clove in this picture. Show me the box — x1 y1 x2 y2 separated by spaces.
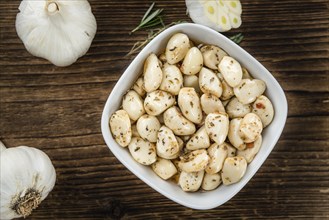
136 115 161 142
163 106 196 136
16 0 97 67
224 142 237 157
152 158 177 180
199 67 223 98
228 118 246 150
237 135 262 163
122 90 145 121
252 95 274 127
160 63 183 95
144 90 175 116
131 124 141 138
183 75 201 94
166 33 190 64
143 53 163 92
179 170 204 192
220 79 235 101
226 97 252 119
222 156 247 185
200 45 227 70
218 56 243 87
128 137 157 165
176 136 184 151
200 93 226 115
242 67 253 79
178 87 203 124
186 126 210 150
205 143 228 174
132 76 146 97
234 79 266 104
178 149 209 173
239 113 263 143
205 113 229 145
201 173 221 191
156 125 180 159
109 110 132 147
180 47 203 75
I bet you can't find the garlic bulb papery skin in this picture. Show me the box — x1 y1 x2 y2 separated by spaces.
0 141 56 219
15 0 97 67
186 0 242 32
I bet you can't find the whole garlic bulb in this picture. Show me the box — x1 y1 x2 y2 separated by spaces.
15 0 97 67
0 141 56 219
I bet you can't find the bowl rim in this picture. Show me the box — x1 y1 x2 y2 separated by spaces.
101 23 288 210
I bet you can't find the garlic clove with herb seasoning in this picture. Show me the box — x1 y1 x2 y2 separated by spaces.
0 141 56 219
15 0 97 67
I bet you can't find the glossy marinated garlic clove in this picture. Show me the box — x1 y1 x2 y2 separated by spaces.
221 156 247 185
109 110 132 147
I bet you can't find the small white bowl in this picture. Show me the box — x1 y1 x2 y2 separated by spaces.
101 23 287 210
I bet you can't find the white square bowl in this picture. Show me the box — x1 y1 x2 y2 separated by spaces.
101 23 288 210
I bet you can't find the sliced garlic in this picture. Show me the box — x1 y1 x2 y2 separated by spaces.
186 0 242 32
16 0 97 66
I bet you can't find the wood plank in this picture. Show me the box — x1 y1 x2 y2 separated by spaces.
0 0 328 219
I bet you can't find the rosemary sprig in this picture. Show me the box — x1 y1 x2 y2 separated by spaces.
130 2 164 34
127 21 186 56
230 33 244 44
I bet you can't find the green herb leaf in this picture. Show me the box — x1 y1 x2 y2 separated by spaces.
128 21 186 56
230 33 244 44
141 2 155 22
131 3 164 34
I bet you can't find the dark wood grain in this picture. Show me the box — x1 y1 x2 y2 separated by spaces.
1 0 328 219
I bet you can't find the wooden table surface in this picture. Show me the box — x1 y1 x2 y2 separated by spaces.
1 0 328 219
